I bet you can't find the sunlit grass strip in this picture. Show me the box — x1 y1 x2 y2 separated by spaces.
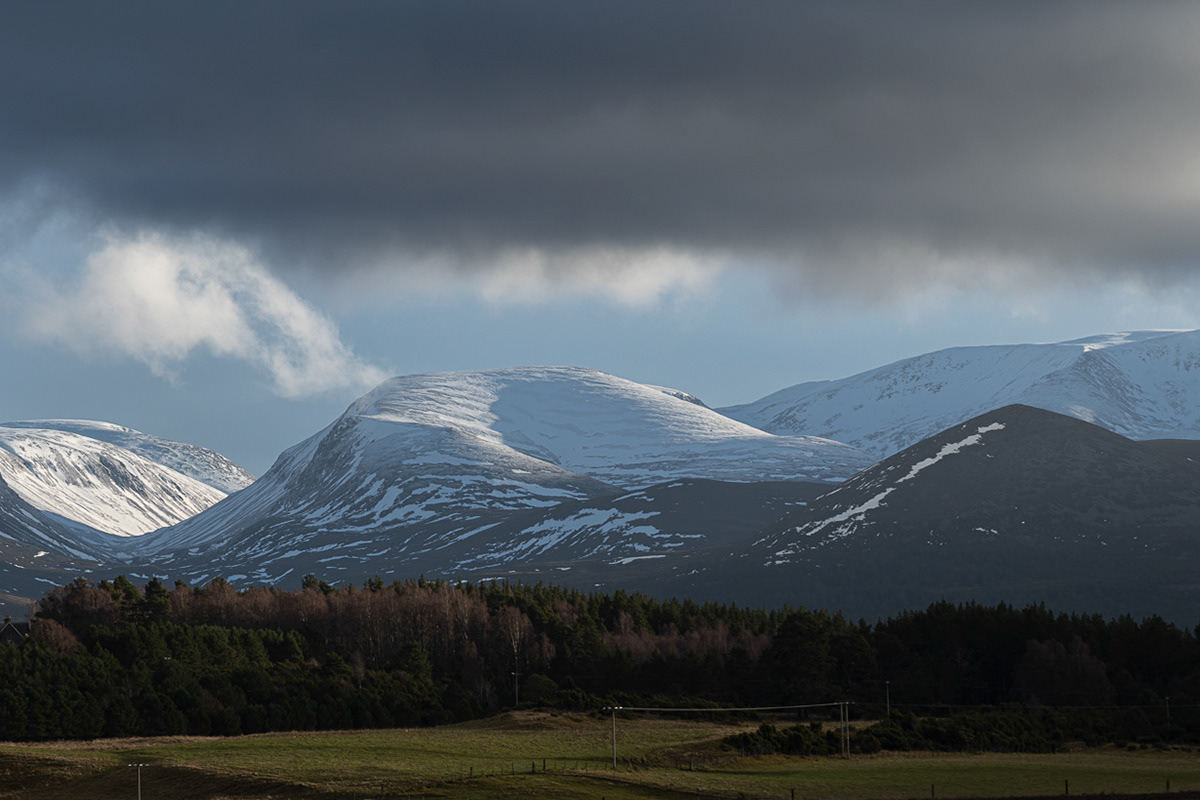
114 714 741 792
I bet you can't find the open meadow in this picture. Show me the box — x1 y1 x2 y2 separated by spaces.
1 711 1198 800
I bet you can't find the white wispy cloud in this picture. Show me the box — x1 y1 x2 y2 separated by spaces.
339 244 721 310
22 230 387 398
477 246 719 308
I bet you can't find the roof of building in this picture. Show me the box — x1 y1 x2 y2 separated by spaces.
0 616 31 642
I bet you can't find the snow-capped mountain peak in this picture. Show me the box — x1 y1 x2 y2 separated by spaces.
0 422 248 539
348 367 872 486
721 329 1200 457
134 367 873 578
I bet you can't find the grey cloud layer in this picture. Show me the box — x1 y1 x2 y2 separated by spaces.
5 2 1200 288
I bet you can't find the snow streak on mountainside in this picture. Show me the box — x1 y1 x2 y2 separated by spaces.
137 412 618 560
137 368 871 575
0 425 229 538
762 420 1008 559
1 420 254 493
722 329 1200 457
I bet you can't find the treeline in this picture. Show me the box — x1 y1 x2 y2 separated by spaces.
729 704 1188 759
1 575 1197 744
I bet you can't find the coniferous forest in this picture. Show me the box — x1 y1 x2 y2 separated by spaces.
3 575 1199 751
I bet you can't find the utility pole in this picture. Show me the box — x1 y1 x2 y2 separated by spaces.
886 681 891 717
603 706 620 769
128 763 149 800
612 706 618 769
840 702 850 758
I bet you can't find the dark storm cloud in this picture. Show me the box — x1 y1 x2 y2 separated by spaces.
4 1 1200 290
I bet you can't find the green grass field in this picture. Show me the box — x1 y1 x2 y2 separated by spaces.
0 712 1197 799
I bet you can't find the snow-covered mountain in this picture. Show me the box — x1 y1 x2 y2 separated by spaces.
135 367 871 583
16 332 1200 622
0 422 248 540
721 330 1200 458
2 420 255 493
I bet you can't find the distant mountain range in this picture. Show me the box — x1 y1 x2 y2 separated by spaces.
722 329 1200 457
3 332 1200 622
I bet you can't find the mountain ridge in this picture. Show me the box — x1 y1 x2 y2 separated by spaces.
2 419 256 493
721 329 1200 457
5 335 1200 623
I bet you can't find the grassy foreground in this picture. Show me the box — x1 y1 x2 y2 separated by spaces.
1 712 1198 799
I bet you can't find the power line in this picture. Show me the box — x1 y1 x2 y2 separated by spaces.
602 701 850 713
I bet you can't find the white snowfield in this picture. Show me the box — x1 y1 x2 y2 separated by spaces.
350 367 873 487
722 330 1200 458
0 422 238 538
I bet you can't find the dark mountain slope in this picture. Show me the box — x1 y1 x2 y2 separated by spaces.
668 405 1200 622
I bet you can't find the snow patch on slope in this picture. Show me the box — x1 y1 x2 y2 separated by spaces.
770 422 1006 558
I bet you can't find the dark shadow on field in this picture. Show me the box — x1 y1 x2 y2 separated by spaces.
4 762 330 800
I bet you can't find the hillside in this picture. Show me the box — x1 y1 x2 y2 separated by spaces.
676 405 1200 620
